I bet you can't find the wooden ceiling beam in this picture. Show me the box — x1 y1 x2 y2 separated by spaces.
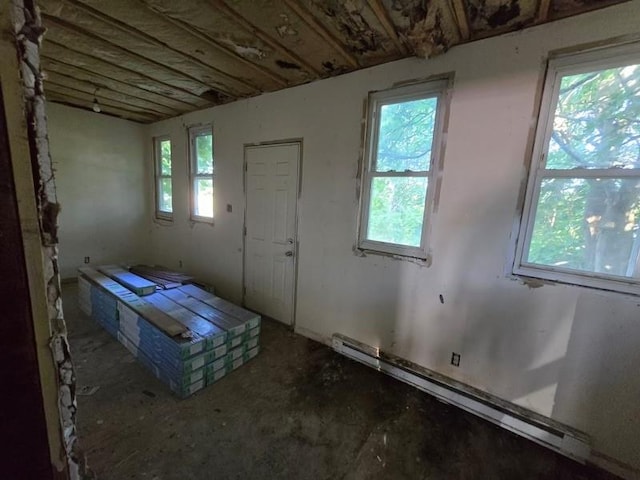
43 39 206 106
367 0 409 55
57 0 260 95
45 91 157 123
42 56 190 113
42 13 231 101
208 0 322 77
449 0 471 41
536 0 552 23
282 0 359 69
44 81 162 118
47 98 153 123
134 0 289 88
44 72 175 117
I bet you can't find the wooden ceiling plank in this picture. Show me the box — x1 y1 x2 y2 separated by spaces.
449 0 471 41
134 0 289 88
48 99 154 123
47 95 147 123
367 0 409 55
42 57 189 114
45 91 158 123
282 0 359 69
46 82 164 119
42 13 230 101
45 82 162 118
58 0 260 94
46 39 206 108
44 72 175 117
208 0 323 77
536 0 552 23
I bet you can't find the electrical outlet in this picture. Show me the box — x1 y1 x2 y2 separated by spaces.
178 260 183 268
451 352 461 367
226 204 232 213
83 256 90 264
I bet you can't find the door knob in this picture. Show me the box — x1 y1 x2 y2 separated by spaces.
285 251 294 257
287 238 294 244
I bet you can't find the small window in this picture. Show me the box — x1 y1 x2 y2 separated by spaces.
154 136 172 220
189 125 214 221
514 43 640 294
358 79 449 259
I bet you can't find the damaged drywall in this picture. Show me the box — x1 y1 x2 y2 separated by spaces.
11 1 85 478
34 0 630 121
307 0 391 61
466 0 536 33
383 0 461 57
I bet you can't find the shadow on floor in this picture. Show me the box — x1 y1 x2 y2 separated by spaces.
62 282 618 480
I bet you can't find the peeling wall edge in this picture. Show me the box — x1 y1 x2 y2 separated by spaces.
6 1 83 478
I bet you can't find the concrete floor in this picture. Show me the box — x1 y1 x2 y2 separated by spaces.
63 282 617 480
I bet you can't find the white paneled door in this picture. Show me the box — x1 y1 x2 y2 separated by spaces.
244 142 300 326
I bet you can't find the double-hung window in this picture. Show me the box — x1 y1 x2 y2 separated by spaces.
514 43 640 294
189 125 214 221
358 78 449 259
154 136 172 220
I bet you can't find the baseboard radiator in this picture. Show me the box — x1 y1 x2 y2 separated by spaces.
332 334 591 463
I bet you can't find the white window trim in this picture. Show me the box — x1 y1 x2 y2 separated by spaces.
358 78 449 260
513 41 640 296
188 124 214 223
153 135 172 221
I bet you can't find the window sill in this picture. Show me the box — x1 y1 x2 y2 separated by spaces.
153 214 173 226
512 265 640 297
355 246 431 266
190 215 215 226
358 239 428 260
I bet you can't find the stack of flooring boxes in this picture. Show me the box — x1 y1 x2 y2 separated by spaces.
77 265 261 397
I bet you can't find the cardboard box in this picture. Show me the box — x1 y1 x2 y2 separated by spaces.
79 268 185 337
144 293 227 350
118 302 207 360
179 284 261 329
205 366 227 386
77 266 263 398
98 265 158 296
117 333 206 398
160 289 246 338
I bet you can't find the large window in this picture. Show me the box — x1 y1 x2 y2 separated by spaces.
515 43 640 294
189 125 214 221
358 79 449 259
154 136 172 220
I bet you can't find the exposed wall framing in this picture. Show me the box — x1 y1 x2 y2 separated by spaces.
3 0 84 478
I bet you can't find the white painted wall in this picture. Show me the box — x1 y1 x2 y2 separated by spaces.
48 103 150 278
146 3 640 477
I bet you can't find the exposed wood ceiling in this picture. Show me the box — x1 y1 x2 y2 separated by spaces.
39 0 628 123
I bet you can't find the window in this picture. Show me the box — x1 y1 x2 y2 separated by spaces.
189 125 214 221
154 136 172 220
515 43 640 294
358 79 449 259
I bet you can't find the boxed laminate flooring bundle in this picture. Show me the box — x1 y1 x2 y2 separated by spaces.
161 285 262 385
77 266 262 397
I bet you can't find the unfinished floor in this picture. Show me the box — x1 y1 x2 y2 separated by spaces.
63 282 618 480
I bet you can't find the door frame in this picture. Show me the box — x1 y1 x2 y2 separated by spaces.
242 138 303 327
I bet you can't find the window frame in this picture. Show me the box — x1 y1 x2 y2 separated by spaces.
513 42 640 295
358 78 449 260
188 124 215 223
153 135 173 221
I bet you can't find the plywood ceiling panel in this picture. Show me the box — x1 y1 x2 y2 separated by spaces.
38 0 630 123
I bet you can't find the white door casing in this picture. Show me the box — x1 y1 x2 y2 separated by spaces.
243 142 300 325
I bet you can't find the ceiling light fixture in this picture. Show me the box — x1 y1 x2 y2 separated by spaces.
92 87 101 113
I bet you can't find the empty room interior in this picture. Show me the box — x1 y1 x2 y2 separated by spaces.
3 0 640 479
